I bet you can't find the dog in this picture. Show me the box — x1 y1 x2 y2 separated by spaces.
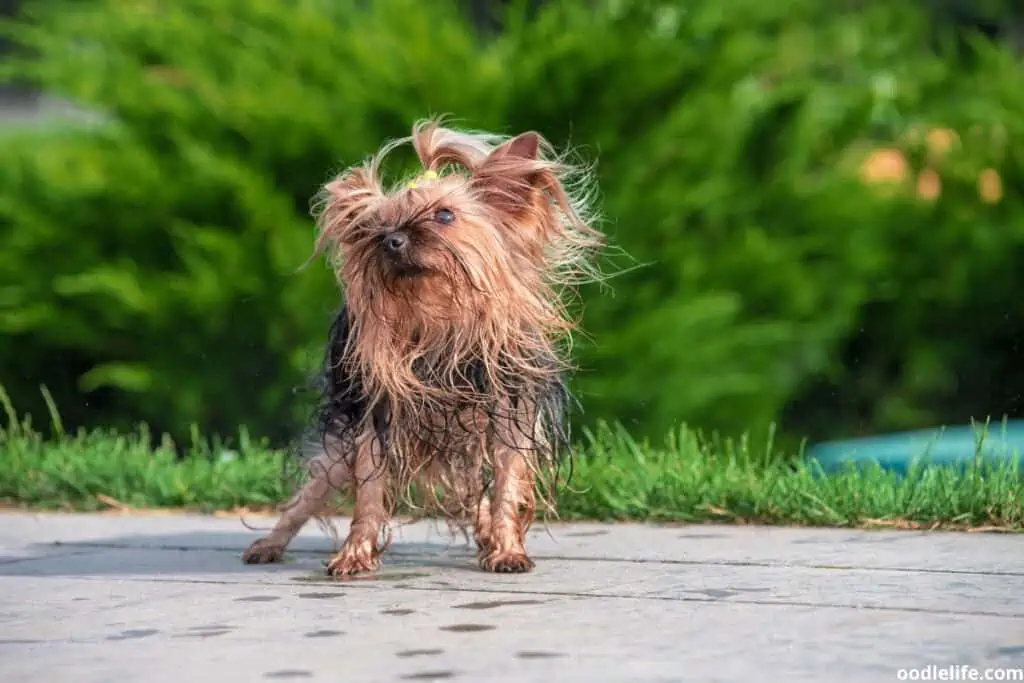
242 118 606 575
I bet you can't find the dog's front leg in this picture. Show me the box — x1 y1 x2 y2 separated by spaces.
326 434 389 576
242 439 353 564
479 445 536 573
472 494 493 553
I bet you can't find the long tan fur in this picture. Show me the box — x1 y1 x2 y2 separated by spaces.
243 117 606 575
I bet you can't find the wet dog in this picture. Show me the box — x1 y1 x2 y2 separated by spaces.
242 118 606 575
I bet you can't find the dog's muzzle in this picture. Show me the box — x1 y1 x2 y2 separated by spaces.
380 230 422 276
382 231 409 257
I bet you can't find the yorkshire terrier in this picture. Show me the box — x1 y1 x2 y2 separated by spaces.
242 118 605 575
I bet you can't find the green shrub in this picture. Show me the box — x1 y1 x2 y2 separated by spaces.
1 0 1023 447
1 0 490 442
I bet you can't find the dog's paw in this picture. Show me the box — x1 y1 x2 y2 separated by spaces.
242 538 286 564
326 539 380 577
479 549 535 574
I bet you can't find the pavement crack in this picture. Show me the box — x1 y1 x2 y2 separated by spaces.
34 540 1024 578
24 574 1023 620
535 554 1024 578
0 549 102 566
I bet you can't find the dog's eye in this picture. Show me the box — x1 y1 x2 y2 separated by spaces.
434 208 456 225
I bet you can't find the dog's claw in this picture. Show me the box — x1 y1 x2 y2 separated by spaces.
326 557 379 576
325 540 380 577
479 551 535 574
242 539 286 564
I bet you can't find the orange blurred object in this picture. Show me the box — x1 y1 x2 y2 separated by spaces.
926 127 959 161
978 168 1003 204
860 148 909 187
916 168 941 201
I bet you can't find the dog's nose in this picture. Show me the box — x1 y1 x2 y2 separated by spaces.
382 231 409 254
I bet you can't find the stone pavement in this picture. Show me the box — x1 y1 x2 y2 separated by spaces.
0 512 1021 683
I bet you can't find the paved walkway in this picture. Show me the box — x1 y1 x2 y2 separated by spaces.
1 512 1021 683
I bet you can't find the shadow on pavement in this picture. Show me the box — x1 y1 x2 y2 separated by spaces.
0 528 479 578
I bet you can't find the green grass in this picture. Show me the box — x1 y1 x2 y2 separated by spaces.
2 389 1022 530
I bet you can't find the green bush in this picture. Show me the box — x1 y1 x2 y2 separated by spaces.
1 0 1023 447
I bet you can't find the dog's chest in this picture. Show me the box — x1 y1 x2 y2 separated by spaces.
408 355 490 393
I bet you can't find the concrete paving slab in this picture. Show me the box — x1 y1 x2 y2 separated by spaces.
0 512 1021 683
5 511 1022 573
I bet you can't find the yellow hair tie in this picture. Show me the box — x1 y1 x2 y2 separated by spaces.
406 169 439 189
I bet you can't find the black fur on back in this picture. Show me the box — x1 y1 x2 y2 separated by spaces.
291 300 578 495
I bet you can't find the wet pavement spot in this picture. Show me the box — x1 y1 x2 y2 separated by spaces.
452 599 545 610
678 533 726 539
106 629 159 641
686 589 738 599
400 671 457 680
440 624 495 633
0 639 45 645
297 592 346 599
995 645 1024 656
516 651 566 660
382 608 416 616
174 628 232 639
397 649 444 658
263 670 313 679
293 571 429 584
371 572 432 582
564 530 609 537
304 630 344 638
840 534 911 544
235 595 280 602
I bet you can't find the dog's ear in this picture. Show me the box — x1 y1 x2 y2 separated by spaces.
474 132 551 216
489 131 542 165
315 167 381 252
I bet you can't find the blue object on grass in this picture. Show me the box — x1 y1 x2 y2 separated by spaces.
805 421 1024 476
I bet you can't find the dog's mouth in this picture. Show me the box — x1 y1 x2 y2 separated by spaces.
391 263 427 278
383 256 428 278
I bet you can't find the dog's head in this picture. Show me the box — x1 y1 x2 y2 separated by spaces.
312 118 605 401
314 118 603 328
